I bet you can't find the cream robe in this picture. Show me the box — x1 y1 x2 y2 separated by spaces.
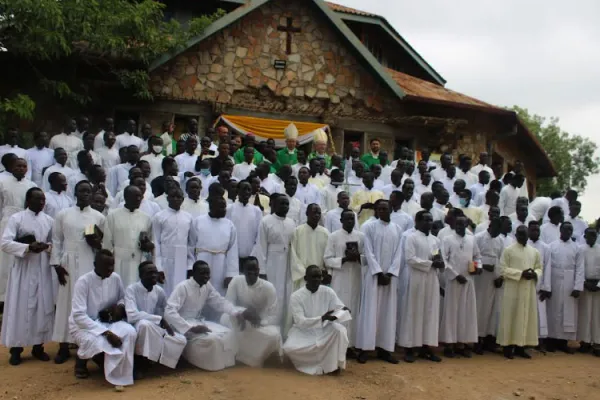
51 206 106 342
251 214 296 326
440 232 481 344
474 231 505 337
324 207 358 234
324 228 364 346
226 201 262 258
0 176 37 302
188 215 239 296
547 240 584 340
221 276 282 367
283 286 349 375
69 271 136 386
350 187 384 226
152 208 193 296
356 220 403 352
497 243 543 346
577 244 600 344
48 133 84 169
26 147 54 187
401 200 422 219
102 208 152 289
398 230 441 348
529 239 552 337
181 197 209 218
0 210 54 347
164 279 241 371
290 224 329 291
125 281 186 368
249 193 271 215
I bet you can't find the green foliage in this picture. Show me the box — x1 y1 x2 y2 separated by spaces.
511 106 600 195
0 0 223 121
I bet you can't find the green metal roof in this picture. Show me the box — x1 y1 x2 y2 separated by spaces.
149 0 406 99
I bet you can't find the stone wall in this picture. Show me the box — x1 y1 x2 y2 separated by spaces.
150 0 402 120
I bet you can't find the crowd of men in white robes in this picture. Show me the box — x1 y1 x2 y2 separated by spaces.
0 117 599 391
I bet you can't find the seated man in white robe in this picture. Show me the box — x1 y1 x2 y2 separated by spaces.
221 257 282 367
69 250 137 390
283 265 350 375
165 261 256 371
125 261 186 375
1 188 54 365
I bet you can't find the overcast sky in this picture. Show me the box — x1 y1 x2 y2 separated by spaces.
336 0 600 221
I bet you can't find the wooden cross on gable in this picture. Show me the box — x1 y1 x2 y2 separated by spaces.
277 17 301 55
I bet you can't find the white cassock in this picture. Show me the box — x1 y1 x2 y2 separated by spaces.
381 183 402 200
0 210 54 348
324 228 364 346
497 244 542 347
66 171 87 200
290 224 329 292
510 215 535 236
577 243 600 345
181 197 209 218
547 239 584 340
111 184 153 209
396 228 416 343
175 153 197 174
474 230 505 337
540 222 560 245
48 133 84 169
356 220 402 352
286 194 305 226
115 132 143 150
321 184 342 213
292 162 309 178
125 282 186 368
40 164 75 192
117 199 160 218
295 183 321 205
152 208 193 296
26 147 54 187
470 164 495 180
226 201 262 258
153 194 169 210
529 239 552 338
0 145 27 166
391 209 414 232
69 271 136 386
0 176 37 302
498 184 520 216
232 162 256 181
107 163 135 196
351 187 384 226
102 208 152 289
324 207 358 233
97 146 121 170
251 214 296 325
188 215 239 296
221 276 282 367
165 279 241 371
401 200 422 219
140 153 165 182
398 230 441 348
456 170 478 187
566 216 588 243
260 175 281 195
51 206 106 343
440 232 481 344
43 190 74 218
469 183 488 207
283 285 349 375
380 165 394 185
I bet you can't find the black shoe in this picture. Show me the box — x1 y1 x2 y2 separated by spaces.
593 349 600 357
346 348 357 360
515 347 532 359
443 347 455 358
377 349 399 364
579 343 592 353
545 339 557 353
356 350 368 364
418 348 441 362
31 345 50 362
9 347 23 366
54 346 71 364
456 346 472 358
474 342 484 355
74 357 90 379
503 346 514 359
403 349 416 363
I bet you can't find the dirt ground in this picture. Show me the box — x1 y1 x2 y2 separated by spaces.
0 343 597 400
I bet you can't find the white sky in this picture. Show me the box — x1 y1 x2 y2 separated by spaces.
335 0 600 221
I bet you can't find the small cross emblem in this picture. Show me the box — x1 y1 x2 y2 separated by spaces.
277 17 301 55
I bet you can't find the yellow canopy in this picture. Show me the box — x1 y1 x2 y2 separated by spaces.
215 115 329 146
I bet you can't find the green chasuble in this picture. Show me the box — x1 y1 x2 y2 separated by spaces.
274 148 298 172
360 153 382 169
307 152 332 169
233 146 264 165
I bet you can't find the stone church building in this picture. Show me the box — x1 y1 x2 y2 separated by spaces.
132 0 554 193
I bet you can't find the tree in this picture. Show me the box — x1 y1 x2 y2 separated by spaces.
0 0 223 125
511 106 600 196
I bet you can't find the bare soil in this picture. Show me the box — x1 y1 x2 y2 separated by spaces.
0 343 596 400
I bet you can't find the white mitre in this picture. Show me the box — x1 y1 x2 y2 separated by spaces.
284 123 299 140
314 128 328 144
